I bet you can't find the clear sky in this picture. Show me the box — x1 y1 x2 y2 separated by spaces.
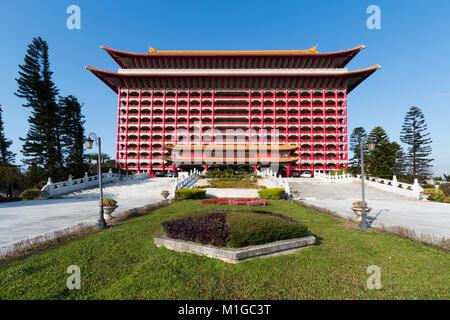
0 0 449 176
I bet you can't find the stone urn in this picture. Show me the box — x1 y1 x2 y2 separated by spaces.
161 190 170 200
100 199 118 221
102 205 119 220
351 201 371 222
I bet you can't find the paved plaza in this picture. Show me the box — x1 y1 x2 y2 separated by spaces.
289 179 450 239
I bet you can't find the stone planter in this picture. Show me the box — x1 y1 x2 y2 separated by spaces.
101 205 119 220
351 207 371 221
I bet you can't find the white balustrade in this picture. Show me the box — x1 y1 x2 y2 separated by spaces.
41 169 149 198
171 171 200 197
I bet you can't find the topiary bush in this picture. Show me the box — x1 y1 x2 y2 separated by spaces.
258 188 286 200
162 213 229 246
19 189 42 201
423 188 445 202
443 197 450 203
161 210 309 248
226 211 308 247
175 188 206 200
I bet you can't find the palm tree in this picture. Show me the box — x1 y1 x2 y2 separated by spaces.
84 153 98 171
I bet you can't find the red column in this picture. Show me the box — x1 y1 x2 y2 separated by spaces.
286 165 291 177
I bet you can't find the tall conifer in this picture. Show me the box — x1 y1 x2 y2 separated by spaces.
400 106 433 182
15 37 63 174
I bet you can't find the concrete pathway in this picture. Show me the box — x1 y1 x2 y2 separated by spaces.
0 178 175 249
289 179 450 239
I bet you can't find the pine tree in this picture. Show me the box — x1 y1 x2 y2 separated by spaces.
15 37 63 175
0 105 15 165
400 106 433 182
366 126 399 179
59 95 85 176
348 127 367 174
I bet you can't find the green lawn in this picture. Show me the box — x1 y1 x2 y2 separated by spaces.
0 200 448 299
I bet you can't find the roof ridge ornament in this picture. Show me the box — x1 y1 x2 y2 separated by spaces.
308 45 318 53
148 46 157 53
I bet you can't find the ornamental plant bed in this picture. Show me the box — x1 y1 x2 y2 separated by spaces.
158 209 312 262
201 199 269 206
160 210 308 248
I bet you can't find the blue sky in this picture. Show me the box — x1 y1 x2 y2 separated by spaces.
0 0 449 176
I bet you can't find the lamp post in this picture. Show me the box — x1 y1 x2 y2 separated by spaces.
359 139 376 229
85 133 107 229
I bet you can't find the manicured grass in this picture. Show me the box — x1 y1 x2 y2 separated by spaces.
0 200 449 299
205 178 260 189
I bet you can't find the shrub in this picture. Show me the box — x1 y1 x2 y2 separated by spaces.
258 188 286 200
423 188 445 202
175 188 206 200
162 210 309 248
226 211 308 247
101 198 117 206
438 183 450 197
19 189 41 201
443 197 450 203
162 213 229 246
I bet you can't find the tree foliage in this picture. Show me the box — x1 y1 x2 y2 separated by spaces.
59 95 85 176
0 105 15 166
366 126 402 179
400 106 433 182
348 127 367 174
15 37 63 174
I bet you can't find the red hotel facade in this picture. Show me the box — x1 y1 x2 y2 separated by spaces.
87 45 379 176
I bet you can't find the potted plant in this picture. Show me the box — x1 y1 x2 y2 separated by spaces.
351 201 371 221
100 198 118 220
161 190 170 200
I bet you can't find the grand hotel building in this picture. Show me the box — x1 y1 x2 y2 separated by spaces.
87 45 379 176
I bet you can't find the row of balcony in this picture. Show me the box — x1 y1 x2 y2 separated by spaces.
120 90 346 99
120 100 346 107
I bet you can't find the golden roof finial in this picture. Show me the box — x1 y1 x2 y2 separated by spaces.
148 46 157 53
308 45 318 53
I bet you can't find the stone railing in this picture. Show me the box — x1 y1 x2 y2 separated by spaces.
360 175 423 200
260 169 291 197
312 171 423 199
41 169 149 198
276 176 291 197
314 170 353 181
171 169 201 197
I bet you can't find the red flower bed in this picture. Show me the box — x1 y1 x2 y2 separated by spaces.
201 199 269 206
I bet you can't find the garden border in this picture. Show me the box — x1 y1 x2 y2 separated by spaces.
154 234 316 263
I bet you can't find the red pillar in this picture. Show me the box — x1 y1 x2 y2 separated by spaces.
254 165 257 173
286 165 291 177
205 164 208 172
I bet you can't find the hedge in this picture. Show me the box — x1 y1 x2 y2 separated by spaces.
258 188 286 200
19 189 41 201
175 188 206 200
423 188 445 202
162 210 309 248
226 211 308 247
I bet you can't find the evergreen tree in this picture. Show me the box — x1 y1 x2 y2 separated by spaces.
59 95 85 176
0 105 15 165
400 106 433 182
15 37 63 175
366 126 399 179
348 127 367 174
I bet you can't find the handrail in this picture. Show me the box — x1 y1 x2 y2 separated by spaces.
41 169 149 198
